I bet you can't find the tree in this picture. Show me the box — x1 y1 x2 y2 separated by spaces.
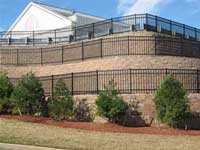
154 75 190 127
96 81 128 123
12 72 44 115
0 73 13 99
0 73 14 114
48 79 74 120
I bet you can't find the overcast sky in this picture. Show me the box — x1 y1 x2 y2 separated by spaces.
0 0 200 31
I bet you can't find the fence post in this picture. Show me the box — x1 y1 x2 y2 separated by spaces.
197 70 200 93
155 36 157 55
92 23 95 38
130 69 132 94
170 20 172 36
52 75 54 97
33 30 34 46
155 16 158 30
146 13 148 25
71 72 74 95
61 45 64 64
96 70 99 94
128 36 130 55
134 14 137 28
41 48 43 65
82 41 84 61
183 24 186 38
10 31 12 39
165 68 168 76
110 18 113 34
181 37 183 56
16 49 19 65
54 30 57 44
195 28 197 41
74 27 76 41
100 39 103 58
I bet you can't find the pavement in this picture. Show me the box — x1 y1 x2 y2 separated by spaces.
0 143 65 150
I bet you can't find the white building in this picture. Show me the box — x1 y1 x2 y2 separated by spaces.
6 1 104 41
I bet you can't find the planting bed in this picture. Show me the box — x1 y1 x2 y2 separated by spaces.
1 115 200 136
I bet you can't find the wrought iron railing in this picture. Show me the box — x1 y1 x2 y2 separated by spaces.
0 35 200 66
1 14 200 45
10 68 200 96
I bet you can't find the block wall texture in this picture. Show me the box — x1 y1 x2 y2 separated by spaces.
73 93 200 127
1 55 200 78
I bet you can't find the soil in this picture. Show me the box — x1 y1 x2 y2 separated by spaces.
1 115 200 136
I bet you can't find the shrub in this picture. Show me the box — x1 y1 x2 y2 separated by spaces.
12 72 44 115
0 73 13 99
154 75 191 127
0 97 15 114
96 81 128 123
0 73 13 114
48 79 74 120
74 98 94 122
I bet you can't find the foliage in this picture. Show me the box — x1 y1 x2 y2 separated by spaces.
0 73 13 99
74 98 94 122
154 75 191 127
48 79 74 120
0 73 14 114
0 97 15 114
96 81 128 123
12 72 44 115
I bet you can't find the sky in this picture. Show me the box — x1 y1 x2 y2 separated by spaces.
0 0 200 31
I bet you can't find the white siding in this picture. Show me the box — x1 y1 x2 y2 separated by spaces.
9 4 72 38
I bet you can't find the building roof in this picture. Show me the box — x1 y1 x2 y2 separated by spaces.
33 2 75 18
32 1 105 21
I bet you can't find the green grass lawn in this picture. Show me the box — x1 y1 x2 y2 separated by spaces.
0 118 199 150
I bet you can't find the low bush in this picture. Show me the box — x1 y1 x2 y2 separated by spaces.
0 73 13 99
74 98 94 122
96 81 128 123
0 73 13 114
48 79 74 120
154 75 191 128
12 72 44 115
0 97 15 114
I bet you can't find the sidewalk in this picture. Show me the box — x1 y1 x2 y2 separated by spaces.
0 143 65 150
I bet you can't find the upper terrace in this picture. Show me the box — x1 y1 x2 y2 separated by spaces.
1 14 200 46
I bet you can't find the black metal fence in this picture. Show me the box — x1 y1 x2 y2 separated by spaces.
1 14 200 45
10 68 200 96
1 35 200 65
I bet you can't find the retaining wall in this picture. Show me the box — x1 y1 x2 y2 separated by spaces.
74 93 200 127
1 55 200 78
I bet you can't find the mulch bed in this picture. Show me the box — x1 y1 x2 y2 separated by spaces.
1 115 200 136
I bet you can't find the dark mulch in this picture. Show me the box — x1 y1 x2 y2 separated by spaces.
1 115 200 136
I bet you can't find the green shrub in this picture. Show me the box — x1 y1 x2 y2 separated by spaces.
48 79 74 120
0 73 13 114
0 97 15 114
96 81 128 123
12 72 44 115
0 73 13 99
74 98 94 122
154 75 191 127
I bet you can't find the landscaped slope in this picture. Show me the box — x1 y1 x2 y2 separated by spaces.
0 118 199 150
